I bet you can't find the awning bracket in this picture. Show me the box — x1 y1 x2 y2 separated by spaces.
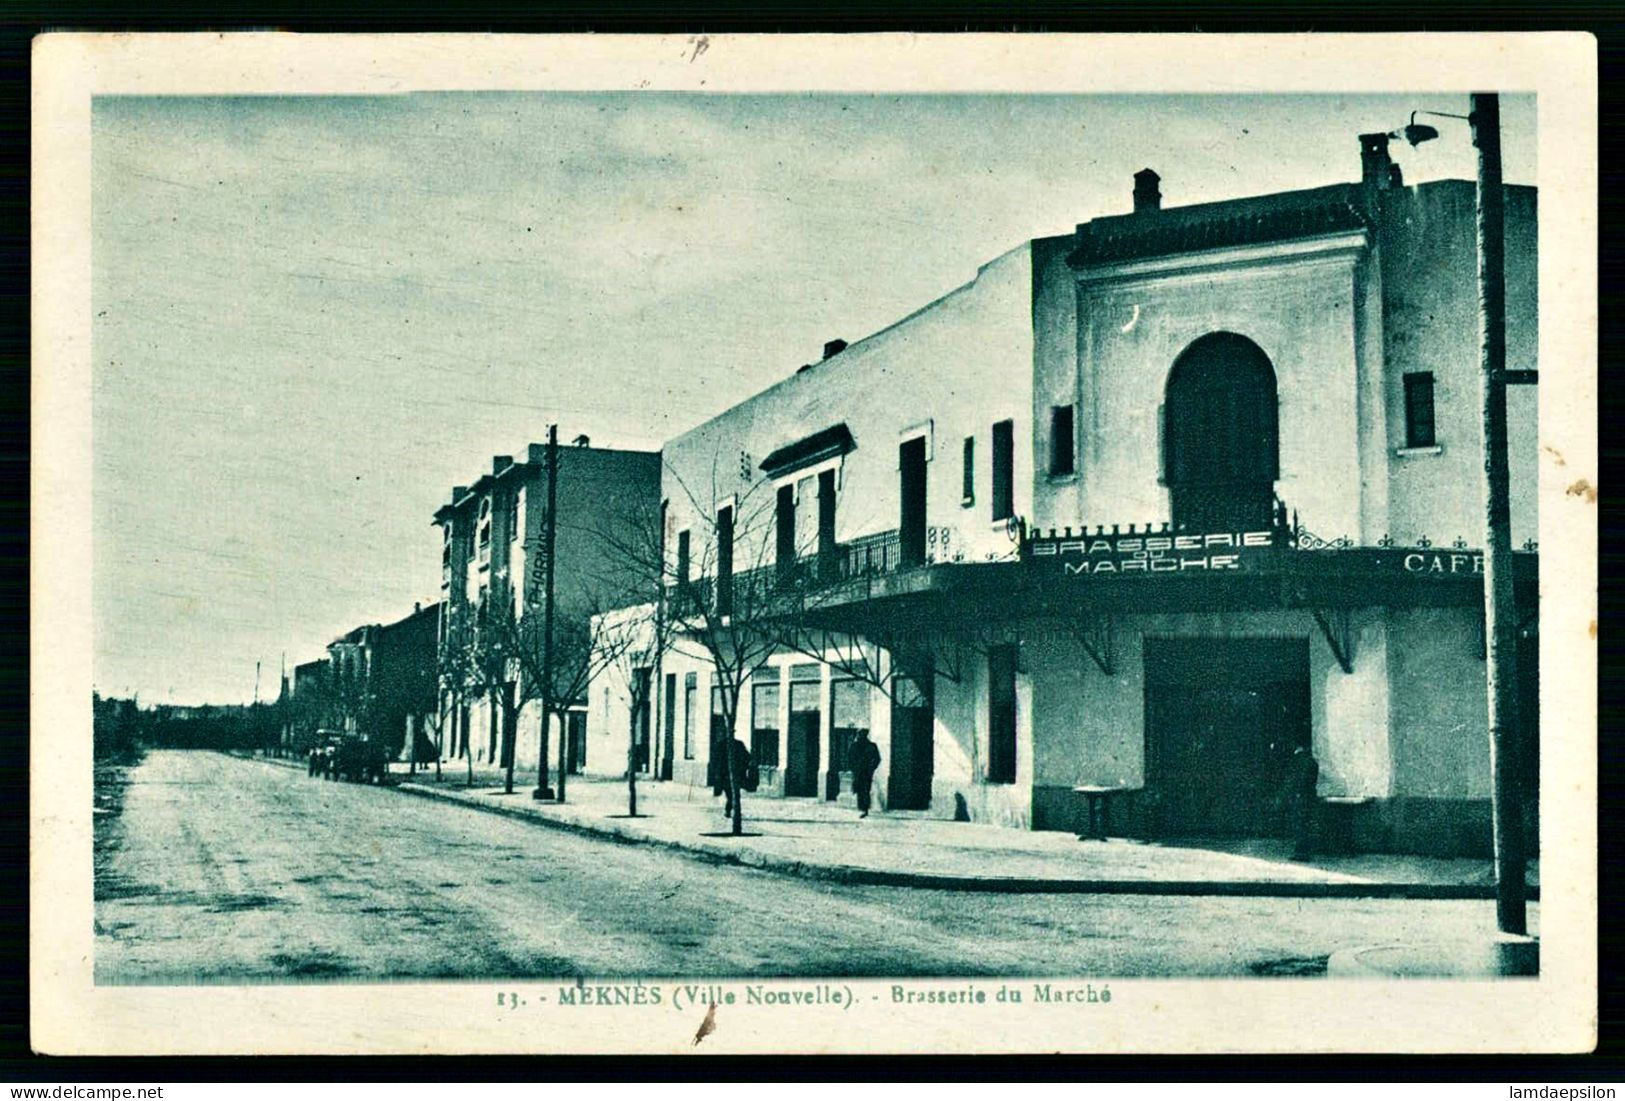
1076 612 1117 676
1311 607 1354 674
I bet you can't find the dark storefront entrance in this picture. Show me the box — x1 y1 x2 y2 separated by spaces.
785 664 822 797
1143 637 1310 838
887 669 934 810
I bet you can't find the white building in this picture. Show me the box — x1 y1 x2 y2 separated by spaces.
593 133 1538 856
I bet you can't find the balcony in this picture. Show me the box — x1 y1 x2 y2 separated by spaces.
666 529 910 621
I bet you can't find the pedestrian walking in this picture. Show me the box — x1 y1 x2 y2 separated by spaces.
1281 744 1320 859
850 729 882 818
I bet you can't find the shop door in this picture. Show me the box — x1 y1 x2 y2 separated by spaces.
1143 638 1309 838
887 671 934 810
785 713 820 796
785 669 821 797
566 710 587 775
632 667 652 773
661 673 677 780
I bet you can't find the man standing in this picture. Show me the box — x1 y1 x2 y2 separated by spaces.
1282 744 1320 859
850 730 882 819
708 728 729 806
722 736 753 817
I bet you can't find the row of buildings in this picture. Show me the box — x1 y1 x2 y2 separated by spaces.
306 131 1541 857
278 602 440 764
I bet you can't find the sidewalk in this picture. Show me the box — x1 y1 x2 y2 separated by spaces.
375 760 1539 899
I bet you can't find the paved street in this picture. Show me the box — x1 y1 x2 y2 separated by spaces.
95 750 1534 984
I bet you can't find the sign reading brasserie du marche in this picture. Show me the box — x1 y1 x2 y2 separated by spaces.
1026 529 1278 575
1025 529 1493 577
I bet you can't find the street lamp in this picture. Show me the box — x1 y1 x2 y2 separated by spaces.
1392 94 1529 937
1387 108 1470 149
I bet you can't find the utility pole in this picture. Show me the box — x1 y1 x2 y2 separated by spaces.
279 651 287 759
1391 98 1532 937
533 424 560 801
1472 92 1527 936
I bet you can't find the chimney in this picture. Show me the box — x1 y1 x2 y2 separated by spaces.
823 339 848 360
492 455 513 476
451 485 466 502
1133 168 1161 213
1359 132 1394 191
527 443 547 464
413 601 421 614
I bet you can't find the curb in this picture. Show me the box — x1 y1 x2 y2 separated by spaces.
227 752 307 772
390 779 1537 900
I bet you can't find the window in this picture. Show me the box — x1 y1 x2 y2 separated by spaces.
961 436 975 505
683 672 697 759
477 498 492 563
987 645 1017 784
675 530 691 586
830 678 870 775
715 505 735 616
795 475 817 555
817 468 838 577
1049 404 1076 477
776 485 796 579
991 420 1014 522
1164 332 1280 531
1404 372 1437 449
899 436 929 567
512 487 525 542
751 679 781 768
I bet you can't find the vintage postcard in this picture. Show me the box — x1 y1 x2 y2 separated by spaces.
32 32 1597 1055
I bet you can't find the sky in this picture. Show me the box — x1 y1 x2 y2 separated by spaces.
91 91 1536 705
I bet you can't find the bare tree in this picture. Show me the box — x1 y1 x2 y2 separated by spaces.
577 501 672 817
585 600 667 817
287 661 339 758
444 596 512 790
330 643 373 740
436 610 480 785
540 594 643 803
471 566 643 799
471 576 543 795
599 460 793 836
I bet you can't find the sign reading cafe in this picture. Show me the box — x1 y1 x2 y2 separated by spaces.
1027 529 1278 576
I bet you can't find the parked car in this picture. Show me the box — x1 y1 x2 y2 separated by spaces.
331 731 389 785
310 730 344 779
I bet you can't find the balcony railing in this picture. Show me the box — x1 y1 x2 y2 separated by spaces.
666 529 908 620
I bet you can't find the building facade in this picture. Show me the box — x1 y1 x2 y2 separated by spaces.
434 441 662 782
591 133 1539 856
320 602 441 761
279 656 333 756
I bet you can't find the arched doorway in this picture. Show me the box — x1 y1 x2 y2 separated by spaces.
1163 333 1280 531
